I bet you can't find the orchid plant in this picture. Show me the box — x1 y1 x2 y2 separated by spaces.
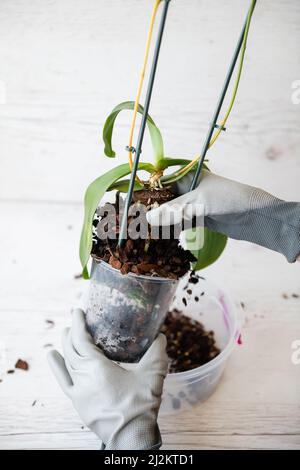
79 103 227 279
79 0 256 279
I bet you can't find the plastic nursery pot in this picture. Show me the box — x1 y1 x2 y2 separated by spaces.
160 275 240 415
85 260 178 363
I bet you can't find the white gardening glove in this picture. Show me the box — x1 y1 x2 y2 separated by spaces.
147 170 300 263
47 309 168 450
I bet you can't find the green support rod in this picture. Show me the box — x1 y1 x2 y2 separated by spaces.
118 1 171 248
190 0 257 190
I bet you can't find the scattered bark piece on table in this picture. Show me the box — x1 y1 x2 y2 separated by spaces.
45 319 55 328
74 273 83 279
15 359 29 371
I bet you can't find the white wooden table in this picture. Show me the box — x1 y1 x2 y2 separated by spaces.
0 0 300 450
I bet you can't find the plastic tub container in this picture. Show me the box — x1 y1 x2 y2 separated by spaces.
160 274 240 415
85 260 178 362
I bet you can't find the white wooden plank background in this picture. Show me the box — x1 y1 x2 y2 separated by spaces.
0 0 300 450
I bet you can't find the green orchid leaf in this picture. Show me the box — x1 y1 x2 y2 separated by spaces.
108 178 144 193
161 161 208 186
186 227 227 271
156 158 192 171
80 162 154 278
103 101 164 165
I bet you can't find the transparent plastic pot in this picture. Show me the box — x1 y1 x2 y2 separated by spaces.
85 260 178 363
160 274 241 415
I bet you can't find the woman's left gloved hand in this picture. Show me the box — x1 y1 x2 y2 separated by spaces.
47 309 168 450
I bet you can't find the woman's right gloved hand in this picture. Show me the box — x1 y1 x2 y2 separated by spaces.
47 309 168 450
146 169 300 263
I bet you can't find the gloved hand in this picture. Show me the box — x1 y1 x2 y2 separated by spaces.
47 309 168 450
147 169 300 263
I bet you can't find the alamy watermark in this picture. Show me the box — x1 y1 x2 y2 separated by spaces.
291 339 300 365
96 196 205 251
291 80 300 105
0 341 7 376
0 80 7 104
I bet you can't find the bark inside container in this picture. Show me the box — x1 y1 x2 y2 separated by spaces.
85 260 178 362
85 188 196 362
